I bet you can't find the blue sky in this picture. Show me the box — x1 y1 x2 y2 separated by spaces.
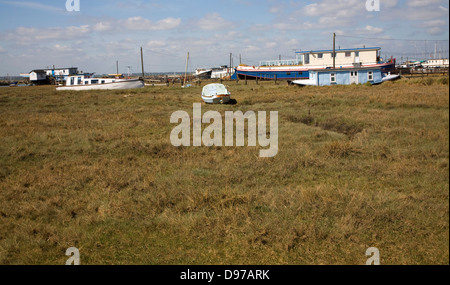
0 0 449 75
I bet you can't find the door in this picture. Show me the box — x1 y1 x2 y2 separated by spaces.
355 51 360 64
350 71 359 84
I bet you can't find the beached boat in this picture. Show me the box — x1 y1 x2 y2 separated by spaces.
202 83 231 104
194 68 213 79
56 75 144 91
235 47 395 80
382 73 401 82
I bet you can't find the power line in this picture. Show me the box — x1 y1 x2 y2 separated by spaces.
338 35 449 42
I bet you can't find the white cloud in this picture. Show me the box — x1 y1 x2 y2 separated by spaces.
93 16 181 32
197 13 234 31
407 0 443 7
423 19 448 35
4 25 91 44
357 25 384 35
122 16 181 31
0 1 64 13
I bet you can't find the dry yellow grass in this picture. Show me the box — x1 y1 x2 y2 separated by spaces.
0 77 448 265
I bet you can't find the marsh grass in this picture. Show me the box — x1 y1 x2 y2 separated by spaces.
0 78 448 265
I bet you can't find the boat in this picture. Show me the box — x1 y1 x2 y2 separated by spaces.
211 66 234 79
56 75 144 91
292 66 385 86
194 68 213 79
235 47 396 81
382 73 401 82
202 83 231 104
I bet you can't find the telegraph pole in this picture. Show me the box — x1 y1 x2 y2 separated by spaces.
141 47 145 79
333 33 336 69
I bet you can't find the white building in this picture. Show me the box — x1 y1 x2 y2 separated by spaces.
422 59 449 68
297 47 381 68
29 70 47 82
43 67 79 78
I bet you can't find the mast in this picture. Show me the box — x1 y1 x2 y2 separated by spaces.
141 47 145 79
333 33 336 69
184 52 190 86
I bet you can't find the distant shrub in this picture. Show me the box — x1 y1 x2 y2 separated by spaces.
320 118 364 138
421 78 434 86
287 115 314 125
437 77 449 85
322 141 355 158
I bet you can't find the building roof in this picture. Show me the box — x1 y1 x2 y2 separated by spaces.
297 47 381 54
42 67 78 71
30 70 47 73
309 66 382 72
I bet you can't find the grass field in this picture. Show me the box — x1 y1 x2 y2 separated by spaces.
0 77 448 265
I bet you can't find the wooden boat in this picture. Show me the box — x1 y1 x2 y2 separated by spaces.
56 75 144 91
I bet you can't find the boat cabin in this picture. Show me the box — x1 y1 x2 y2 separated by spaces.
296 47 381 68
64 75 120 86
307 67 383 86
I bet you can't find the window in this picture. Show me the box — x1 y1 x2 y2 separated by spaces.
78 77 82 85
318 53 323 59
304 54 310 64
368 71 374 81
330 73 336 83
84 81 88 85
91 80 99 84
355 51 360 57
70 77 74 85
101 80 105 84
345 52 352 57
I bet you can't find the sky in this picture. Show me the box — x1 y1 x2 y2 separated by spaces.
0 0 449 75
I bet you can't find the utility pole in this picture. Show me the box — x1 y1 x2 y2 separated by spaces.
229 53 232 77
184 52 189 86
333 33 336 69
116 60 119 77
141 47 145 79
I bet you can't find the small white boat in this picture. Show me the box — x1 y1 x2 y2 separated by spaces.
202 83 231 104
291 79 318 86
56 75 144 91
382 73 401 82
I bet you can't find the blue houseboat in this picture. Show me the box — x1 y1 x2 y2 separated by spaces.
292 67 383 86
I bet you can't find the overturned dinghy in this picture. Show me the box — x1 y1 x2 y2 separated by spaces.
382 73 401 82
202 83 231 104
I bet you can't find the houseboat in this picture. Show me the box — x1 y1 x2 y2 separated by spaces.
292 67 384 86
56 75 144 91
235 47 395 80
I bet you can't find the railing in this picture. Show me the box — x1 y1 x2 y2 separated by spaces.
260 59 303 67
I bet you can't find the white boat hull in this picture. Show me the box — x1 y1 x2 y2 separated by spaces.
292 79 318 86
201 83 231 104
57 79 144 91
202 95 231 104
382 74 401 82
